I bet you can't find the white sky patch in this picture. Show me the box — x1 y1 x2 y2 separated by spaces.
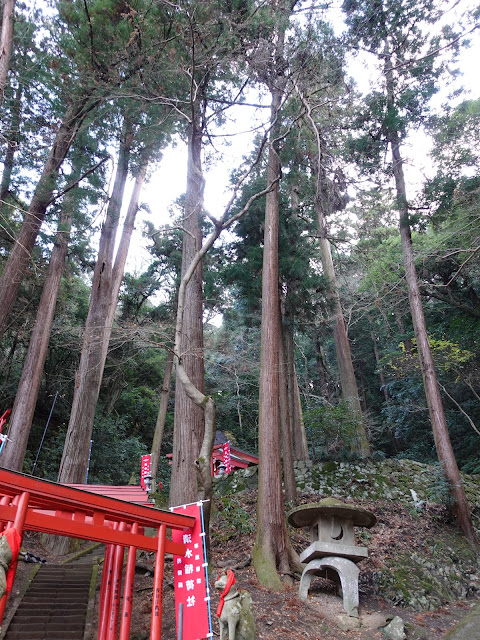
122 2 480 278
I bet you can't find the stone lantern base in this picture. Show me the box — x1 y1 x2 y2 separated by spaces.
299 557 360 617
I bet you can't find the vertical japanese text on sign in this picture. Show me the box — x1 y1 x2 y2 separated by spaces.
171 502 212 640
140 454 151 490
223 442 231 474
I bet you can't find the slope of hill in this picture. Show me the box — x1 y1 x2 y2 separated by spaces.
4 458 480 640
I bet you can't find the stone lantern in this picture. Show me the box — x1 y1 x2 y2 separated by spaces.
288 498 376 618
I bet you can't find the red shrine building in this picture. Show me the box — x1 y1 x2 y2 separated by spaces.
167 432 258 477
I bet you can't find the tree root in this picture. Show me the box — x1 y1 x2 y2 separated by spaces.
216 556 252 570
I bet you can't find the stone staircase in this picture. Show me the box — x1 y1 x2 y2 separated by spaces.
3 563 94 640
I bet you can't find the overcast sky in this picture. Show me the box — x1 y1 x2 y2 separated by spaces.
125 2 480 275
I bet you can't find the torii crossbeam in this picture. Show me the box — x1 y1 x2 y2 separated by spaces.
0 468 195 640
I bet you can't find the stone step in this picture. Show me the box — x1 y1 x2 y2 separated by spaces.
2 563 93 640
4 631 84 640
10 613 86 623
8 621 85 632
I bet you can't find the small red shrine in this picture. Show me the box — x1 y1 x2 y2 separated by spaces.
166 433 258 477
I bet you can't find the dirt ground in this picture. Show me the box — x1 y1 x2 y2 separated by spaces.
4 493 479 640
126 542 473 640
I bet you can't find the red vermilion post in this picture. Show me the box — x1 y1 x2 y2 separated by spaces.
99 534 118 640
119 522 138 640
151 523 166 640
12 491 29 532
0 491 30 625
0 496 11 533
5 493 19 528
98 543 114 640
100 528 117 640
107 521 126 640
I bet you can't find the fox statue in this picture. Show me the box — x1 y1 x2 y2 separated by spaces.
215 569 256 640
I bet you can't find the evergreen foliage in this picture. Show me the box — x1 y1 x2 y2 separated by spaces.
0 0 477 519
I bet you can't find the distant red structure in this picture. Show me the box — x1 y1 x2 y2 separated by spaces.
0 469 194 640
210 442 258 476
166 439 258 477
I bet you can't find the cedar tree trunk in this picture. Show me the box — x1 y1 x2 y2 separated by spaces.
315 201 369 456
385 50 478 546
170 115 206 508
151 349 174 491
253 70 292 588
0 92 97 340
284 317 309 460
2 207 71 471
57 134 150 484
279 320 297 501
0 79 22 208
0 0 15 106
297 85 369 456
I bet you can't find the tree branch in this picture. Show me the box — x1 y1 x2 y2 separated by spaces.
46 156 110 207
439 383 480 437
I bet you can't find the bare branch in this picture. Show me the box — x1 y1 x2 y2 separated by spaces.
439 383 480 437
46 156 110 207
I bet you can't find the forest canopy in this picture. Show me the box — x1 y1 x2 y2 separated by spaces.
0 0 478 553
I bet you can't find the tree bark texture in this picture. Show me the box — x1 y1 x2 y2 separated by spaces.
0 0 15 106
151 348 174 491
0 79 22 210
279 322 297 502
170 115 206 508
293 364 308 455
315 205 369 456
253 65 291 587
385 51 478 546
283 319 309 460
0 92 97 341
1 207 71 471
57 129 146 484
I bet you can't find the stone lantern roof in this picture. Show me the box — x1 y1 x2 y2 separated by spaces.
287 498 377 529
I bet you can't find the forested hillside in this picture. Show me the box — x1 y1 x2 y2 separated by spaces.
0 0 479 582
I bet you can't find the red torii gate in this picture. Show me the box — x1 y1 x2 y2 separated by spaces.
0 468 195 640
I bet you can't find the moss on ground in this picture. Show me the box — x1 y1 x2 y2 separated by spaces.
378 532 480 610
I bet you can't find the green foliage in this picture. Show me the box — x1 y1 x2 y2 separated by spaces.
88 415 145 485
426 463 456 507
155 457 172 498
35 414 145 484
385 337 473 377
304 402 366 461
204 323 260 454
212 495 255 542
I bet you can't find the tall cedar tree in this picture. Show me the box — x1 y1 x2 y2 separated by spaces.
170 80 206 509
293 20 370 455
167 0 258 510
0 0 15 106
0 0 147 341
253 0 302 589
0 91 99 340
343 0 478 545
58 125 152 484
1 151 108 471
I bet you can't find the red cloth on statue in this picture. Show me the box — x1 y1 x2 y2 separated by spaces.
216 570 236 617
1 527 21 593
